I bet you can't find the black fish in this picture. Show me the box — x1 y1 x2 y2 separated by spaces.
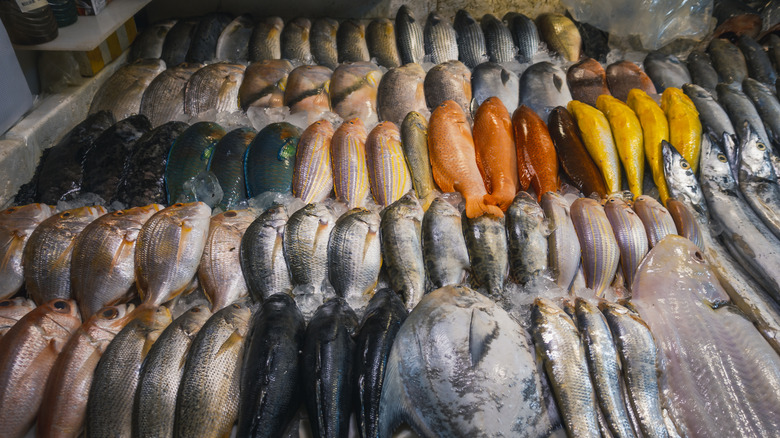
737 34 777 86
162 18 199 67
186 13 233 63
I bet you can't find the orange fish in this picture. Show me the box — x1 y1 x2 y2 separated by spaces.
473 97 518 211
513 105 560 201
428 100 503 218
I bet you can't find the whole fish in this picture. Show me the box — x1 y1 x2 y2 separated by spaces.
712 0 762 38
421 197 470 289
708 38 748 89
737 124 780 239
423 60 472 117
161 19 199 67
470 62 519 112
280 17 313 64
311 18 339 68
23 206 106 305
633 195 678 248
337 19 370 63
508 13 539 63
400 111 435 202
376 63 427 127
661 88 702 173
686 50 719 95
739 35 778 86
395 5 425 65
186 13 232 63
88 60 166 121
85 306 171 438
283 203 335 308
570 197 620 296
567 57 611 108
518 61 573 121
37 304 134 438
536 13 581 61
365 122 413 206
0 298 35 339
184 62 245 115
473 97 518 211
355 289 407 438
0 204 54 300
237 294 304 438
666 198 704 249
681 83 735 144
769 34 780 72
541 192 581 291
292 120 334 204
328 208 382 312
548 106 607 198
199 210 254 311
165 122 226 204
366 18 401 68
331 118 370 208
249 17 283 62
244 122 302 196
605 61 657 102
481 14 514 63
174 301 252 438
238 59 292 110
569 15 609 63
717 83 772 149
380 193 425 311
71 205 161 319
283 65 332 115
568 100 621 194
210 127 254 210
643 52 690 92
140 63 202 128
531 297 600 437
240 204 292 301
215 14 253 63
379 285 560 438
427 100 502 218
135 202 211 306
302 297 358 438
513 105 561 199
597 95 644 197
330 62 383 125
506 192 549 285
604 197 648 290
743 78 780 145
462 212 508 299
424 12 458 64
130 19 176 62
454 10 488 69
133 305 210 438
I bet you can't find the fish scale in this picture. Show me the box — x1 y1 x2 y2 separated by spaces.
238 59 292 111
395 6 424 65
509 13 539 63
424 12 458 64
283 202 335 301
281 17 313 64
184 62 245 115
249 16 283 62
162 19 199 66
462 212 508 300
311 18 339 69
240 204 292 301
141 63 202 128
210 127 255 211
506 192 548 285
421 197 470 289
541 192 581 291
481 14 515 63
0 204 54 300
337 19 370 63
604 197 648 291
380 193 425 311
570 198 619 296
0 298 35 339
453 10 487 69
215 15 253 63
366 18 401 68
244 122 302 196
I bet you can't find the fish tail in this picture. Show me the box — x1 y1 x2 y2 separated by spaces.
465 196 505 218
483 192 513 212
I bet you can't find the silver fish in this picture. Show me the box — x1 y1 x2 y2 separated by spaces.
240 204 291 301
643 52 691 92
604 197 648 290
184 62 245 115
366 18 401 68
462 212 508 300
376 63 427 127
380 192 425 311
421 197 470 289
481 14 515 63
281 17 313 64
0 204 54 300
140 63 202 128
130 19 176 62
541 192 581 292
453 10 488 69
215 14 253 63
682 83 736 140
424 12 458 64
249 16 283 62
89 59 166 121
716 83 775 173
508 13 539 63
686 50 719 95
337 19 371 63
311 18 339 69
471 62 519 115
519 62 573 121
708 38 748 89
506 192 548 285
395 5 425 65
570 197 620 296
743 78 780 145
633 196 678 249
424 60 472 119
737 124 780 239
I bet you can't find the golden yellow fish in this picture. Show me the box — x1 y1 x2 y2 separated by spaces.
627 89 671 204
662 87 702 173
567 100 622 194
597 95 644 198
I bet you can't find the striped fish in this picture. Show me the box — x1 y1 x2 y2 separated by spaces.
331 118 371 208
570 197 620 296
365 122 413 207
604 196 648 291
633 196 678 248
293 120 335 203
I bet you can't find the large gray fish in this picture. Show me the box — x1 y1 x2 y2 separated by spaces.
395 5 425 65
210 127 255 211
140 63 202 128
541 191 581 291
737 34 777 86
133 305 210 438
130 19 176 62
328 208 382 312
161 19 199 67
283 65 332 115
462 212 508 300
643 52 691 92
238 59 292 111
682 84 735 139
686 50 719 95
89 59 166 121
737 124 780 239
174 301 252 438
481 14 514 63
506 192 548 285
604 197 648 290
424 60 472 117
570 197 620 296
164 122 226 204
240 204 292 301
470 62 519 113
215 14 253 63
379 285 561 438
421 197 470 289
366 18 401 68
281 17 313 64
0 204 54 300
381 193 425 311
743 78 780 145
508 13 539 63
666 198 704 249
337 19 370 63
519 62 573 121
716 83 772 160
453 10 487 69
424 12 458 64
376 63 427 126
708 38 748 89
330 62 383 126
185 13 232 63
311 18 339 69
633 195 678 249
249 16 283 63
184 62 245 115
0 297 35 339
401 111 435 202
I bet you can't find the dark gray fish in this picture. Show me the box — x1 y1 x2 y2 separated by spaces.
380 193 425 312
238 59 293 111
240 204 292 301
424 12 458 64
89 59 166 121
508 13 539 63
471 62 519 113
130 19 176 62
683 83 736 139
686 51 719 95
184 62 245 115
366 18 401 68
454 10 488 69
462 212 508 300
717 83 772 147
210 127 255 211
421 197 470 289
743 78 780 144
140 63 202 128
165 122 226 204
395 5 425 65
186 13 233 63
249 17 283 63
376 63 427 127
281 17 313 64
713 0 762 38
481 14 515 63
424 60 472 117
568 15 609 63
161 18 199 67
519 61 572 121
506 192 548 285
708 38 748 89
643 51 691 92
215 14 254 63
311 18 339 69
338 19 370 63
737 34 777 86
768 34 780 73
301 297 358 438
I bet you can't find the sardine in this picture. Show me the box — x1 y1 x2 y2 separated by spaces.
567 57 611 108
240 204 292 301
708 37 748 89
567 100 621 194
395 5 425 65
238 59 292 110
423 60 472 118
0 298 35 339
184 62 245 115
89 59 166 121
376 63 427 127
165 122 226 204
508 13 539 63
454 10 487 69
199 210 254 311
541 192 581 291
331 118 370 208
400 111 434 202
424 12 458 64
244 122 302 196
604 197 648 290
215 14 253 63
666 198 703 249
130 19 176 62
330 61 383 126
421 197 470 289
0 204 54 300
280 17 313 64
506 192 548 285
470 62 519 112
186 13 232 63
536 13 581 61
570 197 620 296
141 63 202 128
605 61 657 102
644 52 691 92
380 193 425 311
249 17 283 62
548 106 607 198
366 18 401 68
162 19 199 67
310 18 339 69
283 65 332 115
661 88 702 173
743 78 780 145
462 212 508 300
292 120 334 203
686 50 719 95
737 124 780 239
481 14 514 63
519 61 573 121
337 19 370 63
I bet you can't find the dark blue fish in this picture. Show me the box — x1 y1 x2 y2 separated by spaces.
244 122 302 196
165 122 226 204
210 127 255 210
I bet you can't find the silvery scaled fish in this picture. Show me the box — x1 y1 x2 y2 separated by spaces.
162 19 199 67
643 52 691 92
331 118 371 208
184 62 245 115
421 197 470 289
481 14 515 63
240 204 292 301
541 192 581 291
424 12 458 64
130 19 176 61
453 10 487 69
365 122 413 207
424 60 472 118
508 13 539 63
633 195 678 248
140 63 202 128
604 197 648 290
186 13 232 63
506 192 548 285
463 212 508 300
380 193 425 311
708 37 748 89
570 197 620 296
395 5 424 65
742 78 780 145
0 298 35 339
89 59 166 121
0 204 54 300
686 50 719 95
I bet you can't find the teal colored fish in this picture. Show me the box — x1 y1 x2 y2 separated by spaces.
165 122 226 204
244 122 302 196
209 127 256 210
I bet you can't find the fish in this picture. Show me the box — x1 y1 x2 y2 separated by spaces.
768 34 780 73
567 57 611 107
184 62 245 115
81 115 151 202
365 122 413 206
481 14 515 63
37 304 134 438
512 105 561 199
666 198 704 249
174 301 252 438
686 50 719 95
240 204 292 301
519 61 573 121
302 297 358 438
0 298 35 339
508 13 539 63
736 124 780 239
161 19 199 67
379 285 560 437
238 59 292 111
330 62 383 125
130 19 177 62
661 88 702 173
140 63 202 128
280 17 313 64
421 197 470 289
331 118 371 208
215 14 253 63
599 301 668 438
428 100 502 218
210 127 255 210
604 197 648 290
424 60 472 119
424 12 458 64
133 305 210 438
536 13 581 61
85 306 171 438
88 60 166 121
310 18 339 69
462 212 508 300
568 15 609 63
376 63 427 127
0 204 54 300
605 61 657 102
134 202 211 306
597 94 644 197
366 18 401 68
541 192 581 291
165 122 226 204
244 122 302 196
186 13 233 63
283 65 332 116
248 16 283 62
681 83 735 144
470 62 519 113
717 83 773 152
237 294 304 438
548 106 607 198
708 38 748 89
743 78 780 145
506 192 549 285
713 0 762 38
400 111 435 202
643 52 691 92
292 120 334 204
71 205 161 319
633 195 678 248
570 197 620 296
567 100 621 194
395 5 425 65
337 19 370 63
23 206 107 305
473 97 518 211
454 10 488 69
0 299 81 438
380 193 425 311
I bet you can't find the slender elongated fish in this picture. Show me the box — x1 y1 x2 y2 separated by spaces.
541 192 581 291
681 83 735 142
244 122 302 196
661 88 702 173
249 17 283 62
666 198 703 249
570 198 620 296
280 17 312 64
481 14 514 63
366 18 401 68
548 107 607 198
463 212 508 300
365 122 413 206
454 10 487 69
633 196 678 248
381 193 425 311
292 120 334 203
743 78 780 145
568 100 621 194
401 111 434 203
215 14 254 63
604 197 648 290
141 63 201 128
597 95 644 197
395 5 424 65
184 62 245 115
421 197 470 289
210 127 255 211
737 35 777 86
310 18 339 69
199 210 254 311
471 62 519 112
240 205 291 301
376 63 427 127
424 12 458 64
0 204 54 300
506 192 548 285
238 60 292 110
717 83 773 152
331 118 370 208
337 19 370 63
330 62 383 126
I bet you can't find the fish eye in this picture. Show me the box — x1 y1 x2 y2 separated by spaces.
174 203 184 207
0 301 10 307
53 300 69 311
61 212 71 218
232 303 241 309
5 208 15 213
102 308 118 319
757 143 767 151
680 161 689 169
191 307 201 313
114 211 124 216
693 251 705 262
717 154 727 163
224 211 237 218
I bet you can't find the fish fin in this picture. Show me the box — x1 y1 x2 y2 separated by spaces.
468 308 498 368
216 330 245 357
377 354 411 437
483 192 512 212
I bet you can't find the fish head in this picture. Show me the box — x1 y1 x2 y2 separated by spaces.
681 83 710 100
42 299 81 325
428 196 461 218
531 297 572 327
1 203 55 227
737 122 775 181
88 303 137 338
700 133 738 189
662 140 706 211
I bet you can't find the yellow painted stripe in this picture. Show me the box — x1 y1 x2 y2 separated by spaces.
106 32 122 59
85 46 105 76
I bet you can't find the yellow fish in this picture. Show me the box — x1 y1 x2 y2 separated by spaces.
627 89 671 204
567 100 622 194
597 95 644 198
661 87 702 173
